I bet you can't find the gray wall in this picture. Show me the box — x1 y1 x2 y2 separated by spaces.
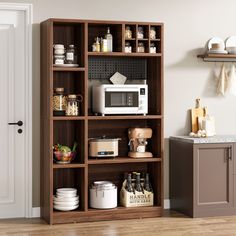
4 0 236 207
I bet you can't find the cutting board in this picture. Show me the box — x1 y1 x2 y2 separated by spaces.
191 99 207 133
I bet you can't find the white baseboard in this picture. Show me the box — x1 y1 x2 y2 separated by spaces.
32 207 40 218
164 199 170 209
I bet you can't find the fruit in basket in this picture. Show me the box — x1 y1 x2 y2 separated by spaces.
53 142 78 164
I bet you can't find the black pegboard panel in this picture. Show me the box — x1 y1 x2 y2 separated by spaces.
88 57 147 80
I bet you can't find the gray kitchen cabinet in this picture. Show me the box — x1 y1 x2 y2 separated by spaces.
170 136 236 217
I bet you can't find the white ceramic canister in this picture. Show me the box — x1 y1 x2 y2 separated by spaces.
89 181 117 209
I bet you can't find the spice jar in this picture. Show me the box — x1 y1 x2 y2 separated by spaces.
125 42 132 53
137 26 144 39
150 27 156 40
53 88 67 116
54 55 65 65
66 94 83 116
92 37 100 52
66 45 77 64
137 42 145 53
125 26 132 39
150 43 157 53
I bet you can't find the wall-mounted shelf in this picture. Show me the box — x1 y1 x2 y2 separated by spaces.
198 54 236 62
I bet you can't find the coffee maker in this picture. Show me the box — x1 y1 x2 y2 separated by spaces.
128 128 153 158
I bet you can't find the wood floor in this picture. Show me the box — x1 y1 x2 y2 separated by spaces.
1 211 236 236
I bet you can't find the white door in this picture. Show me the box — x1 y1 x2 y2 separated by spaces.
0 9 27 218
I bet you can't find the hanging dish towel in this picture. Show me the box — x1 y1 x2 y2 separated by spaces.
217 63 228 96
227 64 236 96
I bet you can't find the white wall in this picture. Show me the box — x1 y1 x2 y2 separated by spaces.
3 0 236 206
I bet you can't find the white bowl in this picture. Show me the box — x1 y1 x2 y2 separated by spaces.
54 200 79 206
53 204 79 211
54 44 65 49
57 188 77 194
53 195 79 202
56 192 77 198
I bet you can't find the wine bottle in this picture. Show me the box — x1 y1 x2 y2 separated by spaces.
144 173 153 192
135 173 143 192
125 173 134 193
105 27 113 52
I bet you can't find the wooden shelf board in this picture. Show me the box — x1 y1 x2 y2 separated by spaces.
197 54 236 62
125 38 136 41
52 116 85 120
88 52 162 57
53 163 85 169
88 157 161 164
150 39 161 41
52 206 162 224
88 115 162 120
137 38 149 41
53 67 86 72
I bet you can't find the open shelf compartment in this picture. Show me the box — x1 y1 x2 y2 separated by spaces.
53 168 86 212
53 120 85 164
53 22 85 67
88 119 162 159
53 71 85 116
88 162 162 209
88 23 122 52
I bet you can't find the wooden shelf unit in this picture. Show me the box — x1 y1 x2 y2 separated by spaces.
41 18 164 224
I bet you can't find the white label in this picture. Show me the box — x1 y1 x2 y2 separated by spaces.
66 52 74 61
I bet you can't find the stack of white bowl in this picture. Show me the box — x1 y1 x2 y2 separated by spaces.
53 188 79 211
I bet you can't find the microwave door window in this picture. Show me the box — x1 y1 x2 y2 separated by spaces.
105 92 138 107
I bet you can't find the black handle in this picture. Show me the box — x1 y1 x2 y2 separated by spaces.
8 120 23 126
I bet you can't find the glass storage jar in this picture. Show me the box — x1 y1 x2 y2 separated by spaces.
150 43 157 53
66 94 83 116
137 42 145 53
150 27 156 40
66 45 77 64
53 88 67 116
125 26 132 39
125 42 132 53
137 26 144 39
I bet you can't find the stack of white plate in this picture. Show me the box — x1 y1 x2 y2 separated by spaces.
53 188 79 211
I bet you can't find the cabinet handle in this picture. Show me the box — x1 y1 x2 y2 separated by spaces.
228 147 232 160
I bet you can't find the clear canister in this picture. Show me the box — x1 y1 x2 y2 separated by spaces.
66 94 83 116
66 45 77 64
53 88 67 116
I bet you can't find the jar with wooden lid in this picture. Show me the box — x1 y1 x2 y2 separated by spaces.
66 94 83 116
150 43 157 53
125 42 132 53
137 42 145 53
125 26 132 39
66 45 77 64
53 88 67 116
150 27 156 40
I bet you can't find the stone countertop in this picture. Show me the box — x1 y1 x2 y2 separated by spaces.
169 135 236 144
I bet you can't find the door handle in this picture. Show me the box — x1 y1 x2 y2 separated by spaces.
8 120 23 126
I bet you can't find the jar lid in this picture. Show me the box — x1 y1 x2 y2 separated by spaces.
55 87 64 92
89 137 121 142
68 44 75 48
68 94 77 99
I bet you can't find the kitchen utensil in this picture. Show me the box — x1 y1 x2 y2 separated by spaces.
89 181 117 209
53 195 79 202
128 128 153 158
191 98 207 133
89 137 121 157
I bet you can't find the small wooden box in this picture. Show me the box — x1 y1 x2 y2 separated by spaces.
120 181 154 207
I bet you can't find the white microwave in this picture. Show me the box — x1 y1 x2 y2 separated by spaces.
92 84 148 116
